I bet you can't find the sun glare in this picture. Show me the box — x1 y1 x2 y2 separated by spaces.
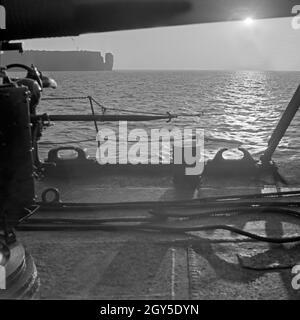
244 17 254 26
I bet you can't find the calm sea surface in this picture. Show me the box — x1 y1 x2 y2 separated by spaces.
38 70 300 181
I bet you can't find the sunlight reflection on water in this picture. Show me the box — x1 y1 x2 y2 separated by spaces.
39 70 300 164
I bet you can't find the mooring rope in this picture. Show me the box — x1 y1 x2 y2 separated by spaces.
43 96 88 101
43 96 204 118
40 96 203 146
39 139 96 145
39 135 199 145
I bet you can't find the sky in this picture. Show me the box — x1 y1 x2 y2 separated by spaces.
23 17 300 71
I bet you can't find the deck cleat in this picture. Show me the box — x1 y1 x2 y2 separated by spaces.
203 148 258 178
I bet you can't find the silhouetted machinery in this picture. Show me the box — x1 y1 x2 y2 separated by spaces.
0 67 39 298
0 0 298 299
0 59 59 297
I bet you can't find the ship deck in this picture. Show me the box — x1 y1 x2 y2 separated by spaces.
18 161 300 300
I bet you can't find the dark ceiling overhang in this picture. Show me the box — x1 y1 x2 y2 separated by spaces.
0 0 298 41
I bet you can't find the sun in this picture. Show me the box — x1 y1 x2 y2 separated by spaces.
244 17 254 26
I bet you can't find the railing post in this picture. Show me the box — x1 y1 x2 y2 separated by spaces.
261 85 300 164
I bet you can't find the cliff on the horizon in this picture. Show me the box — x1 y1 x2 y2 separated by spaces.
2 51 114 71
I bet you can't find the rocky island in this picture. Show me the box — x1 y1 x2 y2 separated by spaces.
2 51 114 71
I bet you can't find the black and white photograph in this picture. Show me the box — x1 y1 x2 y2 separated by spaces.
1 0 300 307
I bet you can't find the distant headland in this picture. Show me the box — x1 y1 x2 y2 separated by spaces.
2 51 114 71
